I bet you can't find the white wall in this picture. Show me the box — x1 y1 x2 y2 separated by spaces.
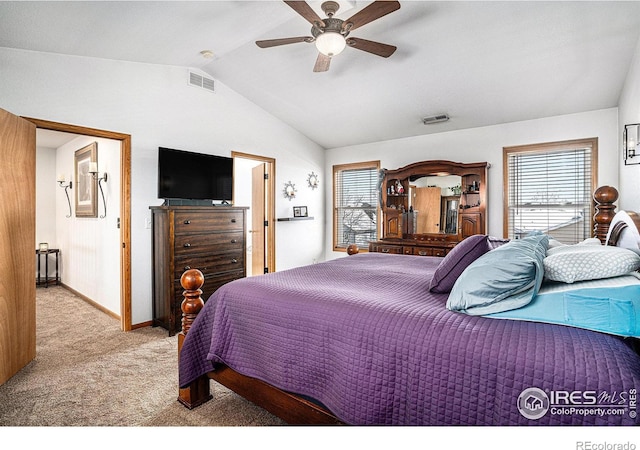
0 47 325 326
619 34 640 211
36 147 57 247
324 108 620 259
35 147 57 278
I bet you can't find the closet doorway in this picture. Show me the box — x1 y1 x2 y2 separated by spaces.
26 117 132 331
232 151 276 275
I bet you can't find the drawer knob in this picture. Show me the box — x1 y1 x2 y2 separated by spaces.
419 251 427 256
231 239 238 243
183 243 191 248
183 220 191 224
382 248 390 253
183 265 191 271
231 258 238 264
231 218 237 223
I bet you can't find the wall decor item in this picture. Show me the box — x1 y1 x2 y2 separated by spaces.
38 242 48 252
283 181 297 201
74 142 98 217
293 206 308 218
624 123 640 165
56 174 73 218
307 172 319 190
88 160 108 219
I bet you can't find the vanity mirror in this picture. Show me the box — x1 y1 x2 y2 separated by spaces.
408 174 462 234
370 160 488 257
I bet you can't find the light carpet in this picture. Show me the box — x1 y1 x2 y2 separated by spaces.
0 286 284 427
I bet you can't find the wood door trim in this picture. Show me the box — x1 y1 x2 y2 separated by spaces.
231 151 276 273
23 117 132 332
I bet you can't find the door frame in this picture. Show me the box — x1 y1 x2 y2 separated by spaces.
24 117 132 332
232 151 276 273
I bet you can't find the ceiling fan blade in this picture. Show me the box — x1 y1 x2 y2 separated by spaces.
313 53 331 72
256 36 314 48
342 1 400 32
346 37 397 57
284 1 324 27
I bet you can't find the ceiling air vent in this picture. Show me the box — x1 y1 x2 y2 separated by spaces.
422 114 450 125
188 71 215 93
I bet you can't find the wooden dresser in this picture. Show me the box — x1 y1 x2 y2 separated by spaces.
369 160 488 256
151 205 247 335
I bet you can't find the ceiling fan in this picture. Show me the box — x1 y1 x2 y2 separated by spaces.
256 0 401 72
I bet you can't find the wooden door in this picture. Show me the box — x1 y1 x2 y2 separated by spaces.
251 163 266 276
0 108 36 385
414 187 441 234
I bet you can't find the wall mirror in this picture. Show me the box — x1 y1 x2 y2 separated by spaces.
408 175 461 234
283 181 296 200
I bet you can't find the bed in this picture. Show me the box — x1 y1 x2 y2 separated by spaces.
177 191 640 425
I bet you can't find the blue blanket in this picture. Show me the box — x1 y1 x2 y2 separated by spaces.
486 275 640 337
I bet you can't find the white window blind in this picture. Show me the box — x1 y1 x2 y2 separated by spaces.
506 142 595 244
334 162 379 250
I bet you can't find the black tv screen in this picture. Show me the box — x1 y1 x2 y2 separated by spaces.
158 147 233 202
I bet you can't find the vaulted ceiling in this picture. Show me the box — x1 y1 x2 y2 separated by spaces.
2 1 640 149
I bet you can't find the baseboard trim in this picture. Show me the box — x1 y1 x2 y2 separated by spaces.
60 283 121 322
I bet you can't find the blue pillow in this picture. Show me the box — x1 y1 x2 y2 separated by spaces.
446 234 549 315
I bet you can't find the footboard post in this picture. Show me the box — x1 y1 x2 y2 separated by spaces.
177 269 213 409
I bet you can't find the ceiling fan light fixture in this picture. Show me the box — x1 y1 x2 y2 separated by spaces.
315 31 346 56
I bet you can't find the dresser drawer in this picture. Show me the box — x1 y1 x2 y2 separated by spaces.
372 244 403 254
174 251 244 278
411 247 447 257
174 231 244 256
174 211 244 234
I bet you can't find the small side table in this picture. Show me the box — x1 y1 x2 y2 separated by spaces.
36 249 60 288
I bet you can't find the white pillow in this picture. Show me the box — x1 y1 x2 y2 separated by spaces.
546 237 601 256
605 211 640 253
543 245 640 283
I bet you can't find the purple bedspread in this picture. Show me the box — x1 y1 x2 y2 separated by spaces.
179 253 640 425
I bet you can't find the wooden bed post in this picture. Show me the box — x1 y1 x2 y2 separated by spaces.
177 269 213 409
593 185 618 243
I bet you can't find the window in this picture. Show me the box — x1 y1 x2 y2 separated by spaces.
504 138 597 244
333 161 380 251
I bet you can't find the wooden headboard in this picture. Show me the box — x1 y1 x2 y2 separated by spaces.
593 185 640 248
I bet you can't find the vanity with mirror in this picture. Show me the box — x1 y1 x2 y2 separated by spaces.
369 160 488 256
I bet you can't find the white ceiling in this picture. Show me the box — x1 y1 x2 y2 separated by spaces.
3 1 640 149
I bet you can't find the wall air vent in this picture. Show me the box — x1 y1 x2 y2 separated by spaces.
188 71 215 93
422 114 450 125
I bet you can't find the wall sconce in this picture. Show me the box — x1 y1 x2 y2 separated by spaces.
57 174 73 218
624 123 640 165
88 162 108 219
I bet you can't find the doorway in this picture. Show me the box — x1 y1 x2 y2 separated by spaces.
25 117 132 331
232 151 276 275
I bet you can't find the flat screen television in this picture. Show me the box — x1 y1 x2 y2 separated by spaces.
158 147 233 203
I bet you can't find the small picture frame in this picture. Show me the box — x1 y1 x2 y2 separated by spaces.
293 206 308 218
39 243 49 252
